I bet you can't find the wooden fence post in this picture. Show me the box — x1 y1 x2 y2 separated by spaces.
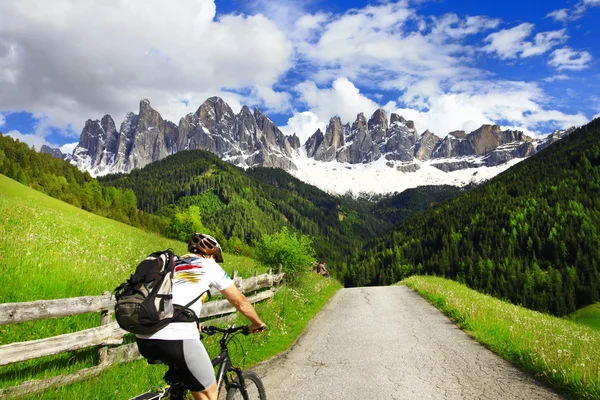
277 264 283 287
98 292 113 366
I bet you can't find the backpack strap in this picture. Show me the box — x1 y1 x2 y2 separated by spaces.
172 289 211 322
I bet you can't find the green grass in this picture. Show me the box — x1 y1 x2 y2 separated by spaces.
568 303 600 331
402 275 600 400
0 174 342 398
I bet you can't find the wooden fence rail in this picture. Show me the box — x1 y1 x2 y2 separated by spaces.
0 270 284 399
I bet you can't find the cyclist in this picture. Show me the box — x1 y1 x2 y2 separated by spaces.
135 233 266 400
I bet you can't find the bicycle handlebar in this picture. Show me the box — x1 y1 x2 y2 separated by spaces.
201 324 251 336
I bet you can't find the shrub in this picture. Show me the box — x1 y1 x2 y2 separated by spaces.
255 227 315 284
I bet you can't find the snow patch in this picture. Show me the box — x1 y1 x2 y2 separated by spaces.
289 152 524 196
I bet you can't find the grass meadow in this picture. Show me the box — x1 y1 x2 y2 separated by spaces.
0 175 342 398
568 302 600 331
403 275 600 400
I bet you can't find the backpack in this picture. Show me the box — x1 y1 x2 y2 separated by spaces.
114 249 205 335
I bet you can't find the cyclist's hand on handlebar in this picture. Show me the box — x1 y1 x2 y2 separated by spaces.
249 322 267 334
201 325 216 335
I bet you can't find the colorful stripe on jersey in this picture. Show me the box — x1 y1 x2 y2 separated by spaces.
174 263 206 284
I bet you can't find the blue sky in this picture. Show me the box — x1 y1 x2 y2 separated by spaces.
0 0 598 153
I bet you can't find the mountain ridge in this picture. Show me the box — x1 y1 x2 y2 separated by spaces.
61 97 574 194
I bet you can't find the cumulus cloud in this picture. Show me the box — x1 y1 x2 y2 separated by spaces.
294 77 395 126
279 111 325 144
0 0 293 134
0 113 5 128
60 142 78 154
549 47 593 70
297 2 478 85
482 24 567 59
394 80 588 137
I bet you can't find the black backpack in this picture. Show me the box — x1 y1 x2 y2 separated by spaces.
114 250 205 335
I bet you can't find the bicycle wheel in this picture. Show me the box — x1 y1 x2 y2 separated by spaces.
226 371 266 400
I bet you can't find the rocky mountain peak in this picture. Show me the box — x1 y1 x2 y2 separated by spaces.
68 96 572 186
449 130 466 138
390 113 405 125
139 98 152 113
368 109 388 142
40 144 64 159
197 96 235 131
69 97 301 176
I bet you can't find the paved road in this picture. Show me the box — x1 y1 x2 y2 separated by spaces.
253 286 565 400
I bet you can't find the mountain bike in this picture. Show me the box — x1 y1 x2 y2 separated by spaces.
130 325 266 400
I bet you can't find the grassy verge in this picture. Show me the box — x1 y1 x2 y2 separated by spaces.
0 174 342 398
402 275 600 400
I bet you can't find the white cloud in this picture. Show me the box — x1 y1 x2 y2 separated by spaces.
0 0 293 133
279 111 325 144
547 0 600 21
394 80 588 136
549 47 593 70
297 2 478 85
429 14 500 41
546 9 571 22
483 23 533 59
295 77 393 125
5 130 47 150
60 142 78 155
543 75 570 82
0 113 5 128
483 24 567 59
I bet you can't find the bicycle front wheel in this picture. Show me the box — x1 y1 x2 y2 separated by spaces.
226 371 266 400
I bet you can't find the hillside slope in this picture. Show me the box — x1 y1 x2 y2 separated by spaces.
349 118 600 316
98 150 389 268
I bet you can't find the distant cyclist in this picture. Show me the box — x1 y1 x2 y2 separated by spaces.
135 233 266 400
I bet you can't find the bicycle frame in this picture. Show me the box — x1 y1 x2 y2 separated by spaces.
211 328 250 398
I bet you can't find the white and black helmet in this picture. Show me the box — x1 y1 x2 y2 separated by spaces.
188 233 224 263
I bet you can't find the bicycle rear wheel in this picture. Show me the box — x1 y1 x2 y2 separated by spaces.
226 371 266 400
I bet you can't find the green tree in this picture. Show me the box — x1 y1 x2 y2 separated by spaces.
255 227 316 285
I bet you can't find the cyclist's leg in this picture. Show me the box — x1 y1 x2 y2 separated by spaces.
190 381 218 400
178 339 217 396
137 338 217 398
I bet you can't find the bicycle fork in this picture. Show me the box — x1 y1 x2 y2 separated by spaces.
213 351 250 399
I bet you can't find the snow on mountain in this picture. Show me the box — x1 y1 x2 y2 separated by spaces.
290 150 525 196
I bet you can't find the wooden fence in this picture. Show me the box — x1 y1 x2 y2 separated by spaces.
0 270 284 399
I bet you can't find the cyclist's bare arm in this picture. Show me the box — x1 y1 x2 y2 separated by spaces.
220 284 266 332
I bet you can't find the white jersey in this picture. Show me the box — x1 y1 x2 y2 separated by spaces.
136 253 234 340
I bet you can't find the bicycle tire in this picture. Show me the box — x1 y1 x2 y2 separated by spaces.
226 371 266 400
